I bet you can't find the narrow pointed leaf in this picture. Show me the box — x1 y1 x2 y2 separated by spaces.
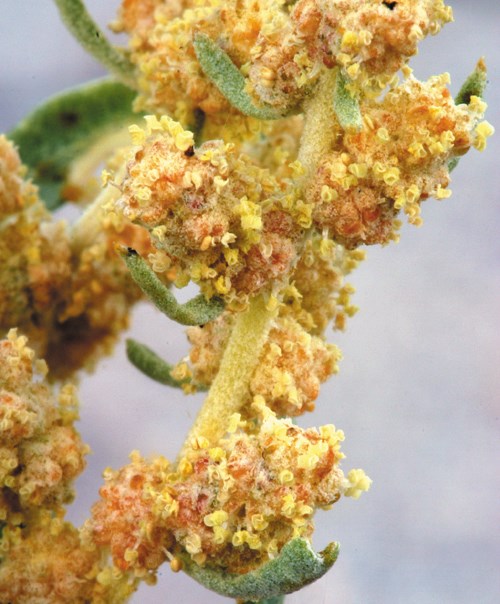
181 538 339 600
53 0 136 84
450 59 488 172
126 339 190 389
120 248 225 326
194 34 284 121
333 70 362 132
455 58 487 106
8 79 137 210
447 157 459 172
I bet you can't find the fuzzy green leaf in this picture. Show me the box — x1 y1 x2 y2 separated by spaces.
8 78 137 210
53 0 136 84
455 58 487 106
450 59 488 172
447 157 459 172
181 538 340 600
193 34 284 121
333 70 362 132
126 339 186 388
120 248 225 326
126 339 207 391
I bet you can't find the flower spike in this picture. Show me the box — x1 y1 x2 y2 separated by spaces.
120 247 225 326
1 2 491 602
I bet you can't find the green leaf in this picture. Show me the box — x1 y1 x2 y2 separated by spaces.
455 58 487 106
447 157 459 173
126 338 207 391
126 339 186 388
450 59 488 172
8 78 137 210
333 69 363 132
193 34 284 121
53 0 136 84
181 538 340 600
120 248 225 326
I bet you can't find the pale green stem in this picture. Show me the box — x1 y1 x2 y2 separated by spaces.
298 68 338 181
175 67 342 604
178 294 276 459
177 68 339 460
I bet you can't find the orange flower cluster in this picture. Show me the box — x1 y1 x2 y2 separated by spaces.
85 400 367 576
0 332 137 603
0 136 159 376
117 115 303 303
118 0 453 123
309 73 485 247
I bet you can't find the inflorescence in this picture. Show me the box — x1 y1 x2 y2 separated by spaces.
0 1 493 602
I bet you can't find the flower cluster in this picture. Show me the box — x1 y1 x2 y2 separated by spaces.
85 397 369 577
0 136 160 377
189 313 341 417
117 0 453 122
187 237 361 415
0 510 136 604
0 0 493 601
116 114 304 304
0 136 71 361
0 330 87 532
309 72 490 246
0 331 137 603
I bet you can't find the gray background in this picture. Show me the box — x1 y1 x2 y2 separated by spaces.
1 2 499 603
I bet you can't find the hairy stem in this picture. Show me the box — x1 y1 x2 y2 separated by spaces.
178 294 276 459
178 67 339 461
298 68 338 180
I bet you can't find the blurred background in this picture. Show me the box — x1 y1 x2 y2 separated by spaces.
1 1 499 603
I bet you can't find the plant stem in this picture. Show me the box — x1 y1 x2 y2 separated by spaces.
178 294 277 459
298 68 338 180
177 67 339 462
